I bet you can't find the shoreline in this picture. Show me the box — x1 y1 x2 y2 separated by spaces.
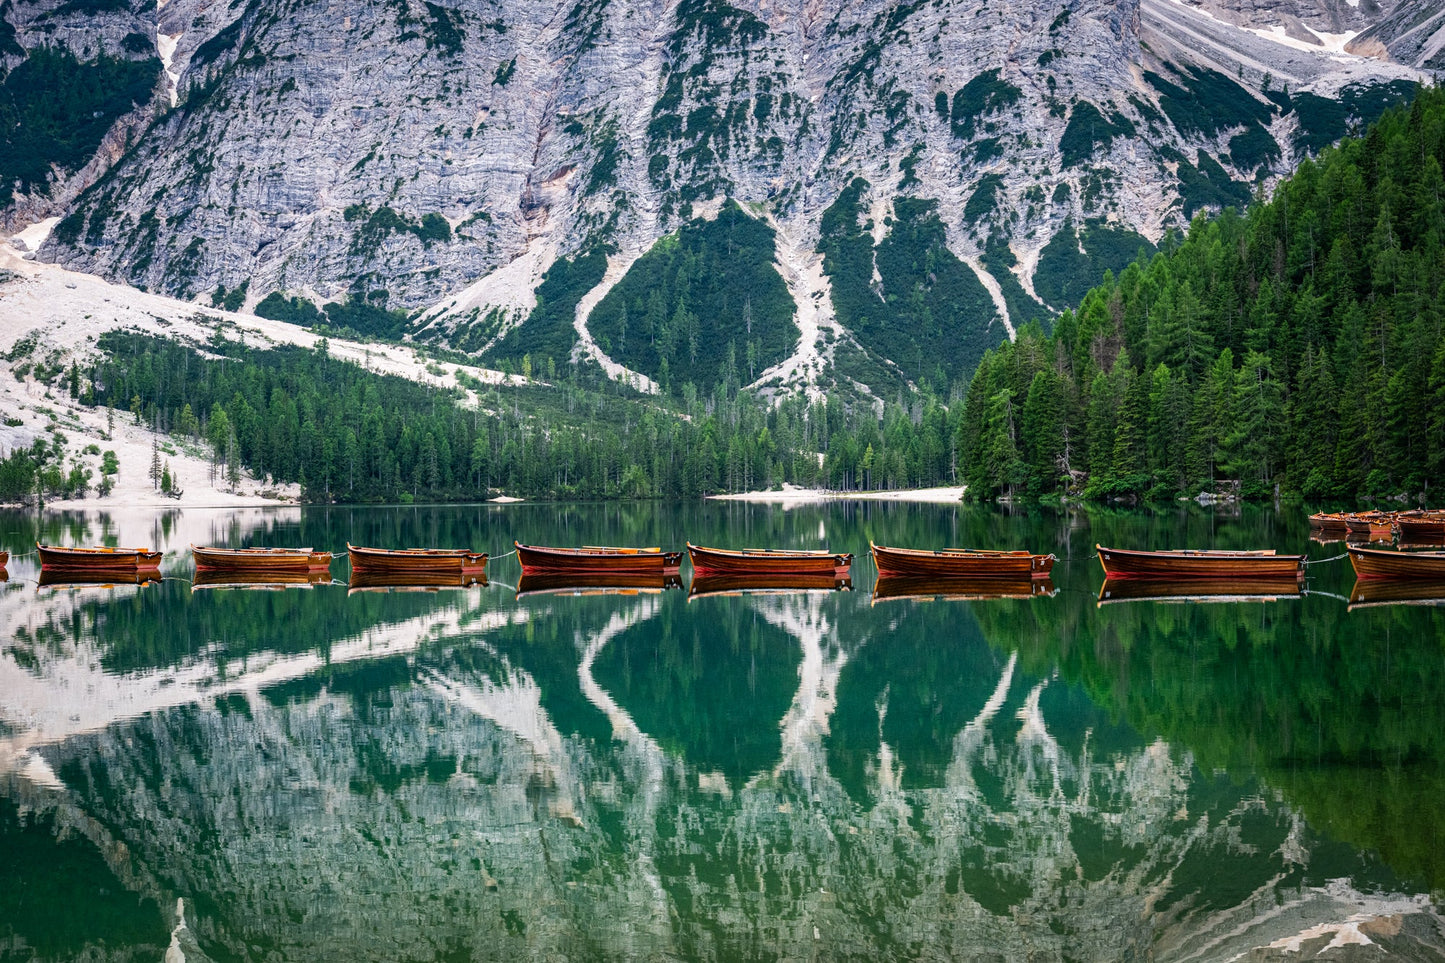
707 484 965 504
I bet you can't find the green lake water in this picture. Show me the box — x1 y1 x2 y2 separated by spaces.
0 501 1442 961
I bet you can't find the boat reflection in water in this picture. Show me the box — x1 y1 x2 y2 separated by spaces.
515 572 683 599
346 570 488 595
1098 577 1304 606
191 569 333 592
1349 578 1445 610
688 573 852 600
36 569 164 591
872 574 1055 604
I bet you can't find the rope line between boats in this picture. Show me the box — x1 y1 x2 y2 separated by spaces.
490 550 516 561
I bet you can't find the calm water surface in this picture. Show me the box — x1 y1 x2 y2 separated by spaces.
0 501 1442 961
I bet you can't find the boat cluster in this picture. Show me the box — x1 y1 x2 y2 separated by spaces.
3 523 1443 608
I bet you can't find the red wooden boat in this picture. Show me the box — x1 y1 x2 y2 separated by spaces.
1307 511 1350 534
871 542 1054 579
347 543 487 578
1098 577 1302 605
515 542 682 576
872 575 1054 603
0 550 8 572
516 573 683 599
1347 545 1445 580
688 574 852 600
193 545 332 575
1095 544 1305 580
38 542 162 574
1394 512 1445 538
687 543 852 578
1344 511 1396 537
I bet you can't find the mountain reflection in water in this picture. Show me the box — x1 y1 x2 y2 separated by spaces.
0 502 1442 961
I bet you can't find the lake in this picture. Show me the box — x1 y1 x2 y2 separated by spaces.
1 501 1442 961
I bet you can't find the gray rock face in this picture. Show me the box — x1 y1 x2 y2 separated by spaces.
1348 0 1445 68
7 0 1433 383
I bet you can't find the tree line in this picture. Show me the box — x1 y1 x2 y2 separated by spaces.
73 330 963 503
959 85 1445 502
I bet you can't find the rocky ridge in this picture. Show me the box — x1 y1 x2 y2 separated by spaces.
2 0 1438 396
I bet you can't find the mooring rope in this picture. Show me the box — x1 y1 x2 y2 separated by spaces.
490 549 517 561
1305 552 1349 565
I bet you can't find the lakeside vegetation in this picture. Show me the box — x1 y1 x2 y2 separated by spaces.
960 87 1445 502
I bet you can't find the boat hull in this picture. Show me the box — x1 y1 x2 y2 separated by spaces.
515 542 681 576
1344 513 1395 536
1347 546 1445 580
38 543 162 575
193 545 332 575
347 544 488 578
1307 512 1350 534
1095 544 1305 580
871 542 1054 579
687 543 852 578
1395 516 1445 538
0 551 7 571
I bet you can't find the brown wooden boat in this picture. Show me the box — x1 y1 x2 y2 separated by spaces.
192 570 332 591
872 574 1055 604
347 543 488 578
515 542 682 576
38 542 162 574
687 543 852 578
1095 544 1305 580
0 550 8 571
1098 577 1302 605
1348 578 1445 610
1344 511 1396 537
192 545 332 575
1347 545 1445 580
688 574 852 600
1307 511 1350 534
347 570 487 593
870 542 1054 579
1394 512 1445 538
515 573 683 599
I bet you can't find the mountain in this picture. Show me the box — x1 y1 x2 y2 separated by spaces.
1 0 1436 400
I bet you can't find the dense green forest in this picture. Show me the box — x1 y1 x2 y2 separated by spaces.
960 85 1445 501
587 200 798 395
28 330 961 504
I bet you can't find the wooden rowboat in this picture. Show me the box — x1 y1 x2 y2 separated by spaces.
1098 577 1302 605
1344 511 1396 537
871 575 1055 604
1347 545 1445 580
688 574 852 600
687 543 852 578
347 544 488 578
38 542 162 574
515 573 683 599
1307 511 1350 533
0 550 8 571
192 545 332 575
1394 513 1445 538
871 542 1054 579
515 542 682 576
1095 544 1305 580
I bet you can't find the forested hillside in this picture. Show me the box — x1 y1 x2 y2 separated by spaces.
64 331 961 503
959 86 1445 502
